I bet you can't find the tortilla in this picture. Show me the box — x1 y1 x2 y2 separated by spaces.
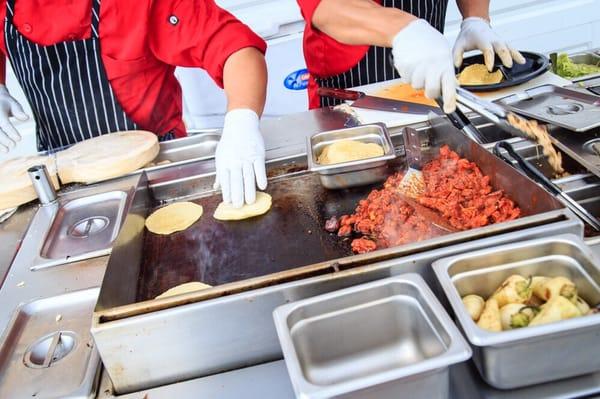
318 140 384 165
145 201 203 235
155 282 212 299
375 83 438 107
213 192 272 221
458 64 503 85
0 155 60 209
57 130 159 184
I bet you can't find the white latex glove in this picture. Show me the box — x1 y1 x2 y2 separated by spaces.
0 84 28 152
392 19 457 113
214 109 267 208
453 17 526 71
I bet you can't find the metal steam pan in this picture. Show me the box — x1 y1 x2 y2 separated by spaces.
433 234 600 389
497 85 600 132
273 274 471 399
307 123 396 189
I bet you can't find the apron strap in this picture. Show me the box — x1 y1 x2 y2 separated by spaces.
5 0 16 24
91 0 101 39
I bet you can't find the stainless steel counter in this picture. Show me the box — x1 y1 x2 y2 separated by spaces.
0 106 599 398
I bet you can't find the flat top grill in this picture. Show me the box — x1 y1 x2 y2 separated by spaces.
137 167 402 301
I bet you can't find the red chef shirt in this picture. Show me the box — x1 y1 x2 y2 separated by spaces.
0 0 267 138
297 0 384 109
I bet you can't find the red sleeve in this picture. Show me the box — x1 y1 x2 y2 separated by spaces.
149 0 266 88
296 0 370 79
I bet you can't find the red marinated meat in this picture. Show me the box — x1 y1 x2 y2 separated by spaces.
330 145 521 254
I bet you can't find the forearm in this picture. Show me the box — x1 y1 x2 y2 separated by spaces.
223 47 267 116
456 0 490 21
0 57 6 85
312 0 416 48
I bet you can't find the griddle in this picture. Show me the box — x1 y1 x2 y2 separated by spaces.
137 168 400 301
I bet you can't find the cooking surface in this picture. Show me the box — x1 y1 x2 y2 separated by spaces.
137 170 398 300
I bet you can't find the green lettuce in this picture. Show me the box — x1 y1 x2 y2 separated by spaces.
555 53 600 79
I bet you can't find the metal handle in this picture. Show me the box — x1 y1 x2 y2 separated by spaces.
436 98 487 144
28 165 57 205
494 141 600 231
316 87 364 101
456 87 507 119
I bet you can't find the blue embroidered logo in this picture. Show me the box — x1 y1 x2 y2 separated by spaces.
284 68 309 90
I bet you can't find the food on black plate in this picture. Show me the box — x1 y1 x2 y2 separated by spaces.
458 63 503 85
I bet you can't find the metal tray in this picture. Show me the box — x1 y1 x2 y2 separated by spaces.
556 52 600 82
91 117 571 394
273 274 471 399
0 289 100 399
457 51 549 92
141 130 220 173
307 123 396 189
497 85 600 132
432 234 600 389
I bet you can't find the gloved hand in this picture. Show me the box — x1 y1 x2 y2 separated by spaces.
392 19 457 113
214 109 267 208
453 17 526 72
0 84 28 152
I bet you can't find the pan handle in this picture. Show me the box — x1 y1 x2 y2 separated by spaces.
317 87 364 101
494 141 560 195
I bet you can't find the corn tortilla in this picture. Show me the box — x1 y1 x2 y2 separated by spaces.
318 140 384 165
458 64 503 85
145 201 203 235
155 282 212 299
213 192 272 221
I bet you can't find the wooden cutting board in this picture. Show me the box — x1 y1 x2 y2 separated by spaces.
57 131 159 184
0 155 60 209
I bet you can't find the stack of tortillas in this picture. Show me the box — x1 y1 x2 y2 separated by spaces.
0 155 60 210
0 131 159 210
57 131 159 184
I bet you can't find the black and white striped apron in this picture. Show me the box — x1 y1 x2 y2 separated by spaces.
318 0 449 107
4 0 140 151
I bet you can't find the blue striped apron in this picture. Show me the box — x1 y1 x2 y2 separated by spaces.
4 0 145 151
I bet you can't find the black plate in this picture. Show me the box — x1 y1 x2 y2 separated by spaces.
457 51 550 92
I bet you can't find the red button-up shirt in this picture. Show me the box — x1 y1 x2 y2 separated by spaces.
297 0 383 109
0 0 267 138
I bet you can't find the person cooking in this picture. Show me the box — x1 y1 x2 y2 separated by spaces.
297 0 525 113
0 0 267 208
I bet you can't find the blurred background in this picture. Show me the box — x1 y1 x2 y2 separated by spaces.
2 0 600 161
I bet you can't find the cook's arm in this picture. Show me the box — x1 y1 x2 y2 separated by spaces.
453 0 525 70
311 0 416 47
216 47 269 207
309 0 457 112
223 47 267 115
456 0 490 21
0 56 5 85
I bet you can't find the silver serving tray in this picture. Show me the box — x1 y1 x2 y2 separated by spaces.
497 85 600 132
306 123 396 189
273 274 471 399
433 234 600 389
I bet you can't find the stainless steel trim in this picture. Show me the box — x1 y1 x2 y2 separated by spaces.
28 165 57 205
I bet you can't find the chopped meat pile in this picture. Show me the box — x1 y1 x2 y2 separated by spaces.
331 145 521 254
